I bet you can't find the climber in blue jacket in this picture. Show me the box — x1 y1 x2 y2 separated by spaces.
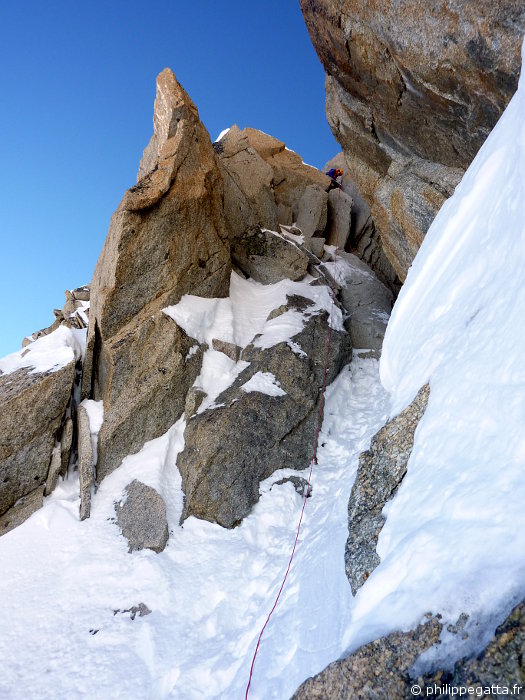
326 167 343 190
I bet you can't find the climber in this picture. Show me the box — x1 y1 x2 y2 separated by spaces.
326 167 344 190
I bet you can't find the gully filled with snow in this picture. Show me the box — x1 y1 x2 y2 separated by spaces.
0 356 389 699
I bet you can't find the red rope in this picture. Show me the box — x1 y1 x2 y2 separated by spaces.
245 190 340 698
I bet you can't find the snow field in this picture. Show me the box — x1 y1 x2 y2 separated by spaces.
0 357 389 700
0 325 86 375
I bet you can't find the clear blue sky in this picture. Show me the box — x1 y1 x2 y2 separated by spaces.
0 1 339 358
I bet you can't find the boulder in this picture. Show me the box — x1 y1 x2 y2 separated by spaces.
271 476 312 498
326 188 353 249
184 387 207 420
0 361 75 518
115 480 169 553
276 202 293 226
77 404 93 521
177 294 350 528
231 228 309 285
292 616 442 699
336 252 393 356
301 0 525 280
325 153 371 240
308 237 326 258
94 316 205 482
345 384 429 594
83 69 231 480
211 339 241 362
266 147 331 224
296 184 328 240
113 603 152 620
215 125 279 239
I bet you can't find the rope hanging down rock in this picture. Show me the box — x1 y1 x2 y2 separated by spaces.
245 186 341 699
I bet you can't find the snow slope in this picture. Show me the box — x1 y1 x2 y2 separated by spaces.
164 270 343 414
0 325 85 375
0 357 389 700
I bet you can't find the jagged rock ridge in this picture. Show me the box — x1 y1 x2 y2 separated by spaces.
83 68 231 480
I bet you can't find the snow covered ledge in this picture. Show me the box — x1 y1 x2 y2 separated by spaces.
361 37 525 669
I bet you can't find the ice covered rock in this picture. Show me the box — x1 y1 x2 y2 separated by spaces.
115 480 169 554
177 293 350 528
83 69 230 480
345 384 429 594
22 285 90 347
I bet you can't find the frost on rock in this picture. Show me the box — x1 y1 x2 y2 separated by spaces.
177 290 350 528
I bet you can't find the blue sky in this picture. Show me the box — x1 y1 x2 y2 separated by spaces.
0 1 339 357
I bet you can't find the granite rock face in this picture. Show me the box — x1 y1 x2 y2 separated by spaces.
0 361 75 519
346 384 430 594
77 404 93 521
336 252 393 356
0 487 44 537
84 68 231 479
292 596 525 698
301 0 525 279
296 184 328 241
214 125 279 240
325 153 400 292
177 294 350 528
414 599 525 697
215 125 333 254
116 480 169 553
232 228 309 285
292 616 442 699
326 188 353 249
